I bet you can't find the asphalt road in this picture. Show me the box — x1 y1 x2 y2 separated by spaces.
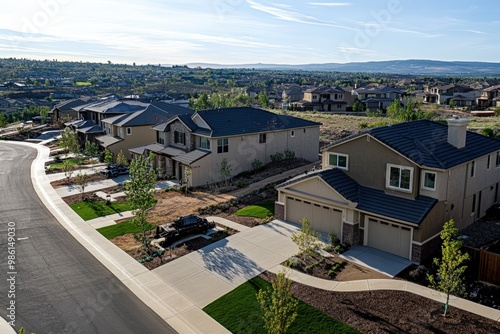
0 143 177 334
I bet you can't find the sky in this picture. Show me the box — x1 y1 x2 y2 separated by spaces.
1 0 499 65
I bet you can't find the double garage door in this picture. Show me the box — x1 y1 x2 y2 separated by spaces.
286 197 342 237
367 218 411 259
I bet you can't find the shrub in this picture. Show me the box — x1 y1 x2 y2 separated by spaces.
359 122 369 129
251 158 263 171
284 148 295 160
286 256 302 268
270 152 284 163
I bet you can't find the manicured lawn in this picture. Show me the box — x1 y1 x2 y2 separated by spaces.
75 81 92 86
203 277 359 334
48 157 82 169
97 219 155 239
70 200 133 221
234 200 275 218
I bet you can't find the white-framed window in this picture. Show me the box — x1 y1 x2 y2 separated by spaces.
217 138 228 153
118 128 123 137
422 171 436 190
126 127 132 136
386 164 413 192
157 131 165 145
198 137 210 150
259 133 267 144
328 153 348 170
290 130 295 137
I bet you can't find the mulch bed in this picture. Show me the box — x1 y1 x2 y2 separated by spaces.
260 271 500 334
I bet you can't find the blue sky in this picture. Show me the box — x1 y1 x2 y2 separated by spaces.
1 0 499 65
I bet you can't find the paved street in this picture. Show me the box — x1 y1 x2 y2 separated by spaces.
0 143 176 334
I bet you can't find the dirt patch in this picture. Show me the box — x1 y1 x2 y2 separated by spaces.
51 173 107 188
61 187 128 205
286 251 388 281
260 271 500 334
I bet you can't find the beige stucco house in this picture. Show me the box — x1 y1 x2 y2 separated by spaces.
129 107 321 187
276 118 500 263
292 86 352 112
96 102 192 161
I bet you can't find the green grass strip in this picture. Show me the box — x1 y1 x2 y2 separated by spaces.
97 219 154 239
203 276 359 334
234 200 275 218
70 200 133 221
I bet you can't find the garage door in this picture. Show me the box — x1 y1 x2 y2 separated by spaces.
367 218 411 259
285 197 342 236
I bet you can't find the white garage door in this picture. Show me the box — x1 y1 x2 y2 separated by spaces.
367 218 411 259
285 197 342 236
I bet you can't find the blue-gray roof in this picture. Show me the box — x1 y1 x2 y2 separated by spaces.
367 120 500 169
195 107 321 137
318 169 436 225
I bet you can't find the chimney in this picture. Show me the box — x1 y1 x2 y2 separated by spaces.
446 116 469 149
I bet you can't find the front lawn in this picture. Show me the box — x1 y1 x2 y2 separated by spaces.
234 200 275 218
203 276 359 334
48 157 82 169
70 200 133 220
97 219 155 239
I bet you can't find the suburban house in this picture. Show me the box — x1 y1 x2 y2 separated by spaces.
477 84 500 108
292 86 352 112
275 118 500 263
49 98 95 122
426 84 478 105
282 86 304 103
129 107 321 187
353 85 405 111
96 102 192 160
67 97 150 146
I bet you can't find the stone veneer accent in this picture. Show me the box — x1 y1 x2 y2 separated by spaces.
169 121 191 150
274 202 284 220
412 235 442 263
342 223 360 246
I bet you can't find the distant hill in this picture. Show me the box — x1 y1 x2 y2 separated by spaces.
186 60 500 75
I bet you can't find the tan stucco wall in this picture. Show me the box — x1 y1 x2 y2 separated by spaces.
322 135 418 197
107 125 157 160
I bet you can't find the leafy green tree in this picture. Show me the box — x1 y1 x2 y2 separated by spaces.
352 99 364 112
61 160 75 184
104 148 114 164
126 153 157 252
116 150 129 166
75 171 91 200
449 99 456 109
257 270 298 334
59 127 79 155
258 92 270 108
386 98 426 121
427 219 470 316
291 218 320 260
184 166 192 196
219 158 232 185
0 112 6 127
84 140 99 158
193 93 210 111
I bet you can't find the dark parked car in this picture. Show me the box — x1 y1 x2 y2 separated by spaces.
155 215 215 246
100 163 129 178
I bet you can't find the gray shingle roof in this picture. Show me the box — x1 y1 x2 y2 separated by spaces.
319 169 436 225
195 107 321 137
173 149 210 165
368 120 500 169
96 135 122 147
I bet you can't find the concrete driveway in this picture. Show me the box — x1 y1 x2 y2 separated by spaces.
153 220 300 308
340 246 412 277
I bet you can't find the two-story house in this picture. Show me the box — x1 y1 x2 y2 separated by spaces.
275 118 500 263
427 84 477 105
96 102 192 160
129 107 321 187
49 98 95 122
353 85 405 111
477 84 500 108
292 86 352 112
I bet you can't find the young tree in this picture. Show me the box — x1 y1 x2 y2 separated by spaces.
126 153 157 252
116 150 129 166
291 218 320 260
61 160 75 184
104 148 114 164
258 92 270 108
257 270 298 334
352 99 364 112
59 127 79 155
427 219 470 316
84 140 99 159
219 158 232 186
184 166 192 196
75 172 91 200
0 112 7 128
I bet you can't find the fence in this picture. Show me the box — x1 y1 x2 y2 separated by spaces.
465 244 500 286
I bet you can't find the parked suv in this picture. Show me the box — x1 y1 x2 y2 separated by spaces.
100 163 129 178
155 215 215 246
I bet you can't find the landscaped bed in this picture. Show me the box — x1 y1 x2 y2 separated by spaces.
204 276 360 334
70 199 133 220
97 219 154 239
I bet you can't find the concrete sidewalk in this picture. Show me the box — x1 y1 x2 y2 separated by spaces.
87 210 135 229
55 174 129 197
47 165 107 182
269 265 500 322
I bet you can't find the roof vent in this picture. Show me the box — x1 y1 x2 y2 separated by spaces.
446 116 469 149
